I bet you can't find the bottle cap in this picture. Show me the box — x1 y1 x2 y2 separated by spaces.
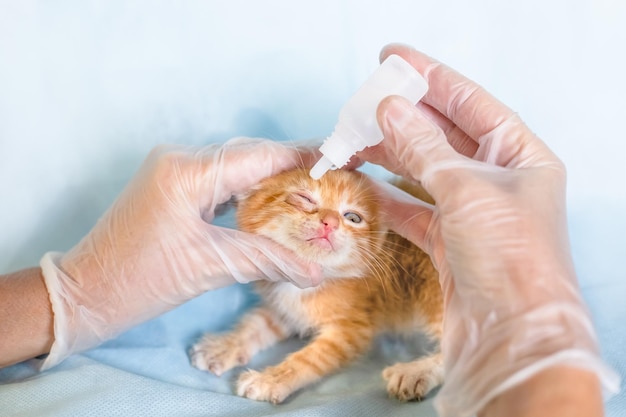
309 54 428 180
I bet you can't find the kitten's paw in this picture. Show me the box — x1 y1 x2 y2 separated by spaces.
189 334 250 376
383 356 444 401
237 368 294 404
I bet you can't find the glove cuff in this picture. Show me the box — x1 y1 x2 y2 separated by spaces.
35 251 107 370
435 301 621 417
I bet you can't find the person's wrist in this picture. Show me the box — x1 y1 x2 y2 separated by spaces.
438 284 607 416
0 267 54 368
478 366 604 417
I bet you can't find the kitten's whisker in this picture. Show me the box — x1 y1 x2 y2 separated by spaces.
227 167 443 403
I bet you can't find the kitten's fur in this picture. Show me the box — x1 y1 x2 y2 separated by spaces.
190 168 443 404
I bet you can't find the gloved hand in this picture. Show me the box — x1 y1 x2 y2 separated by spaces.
360 44 620 417
39 137 324 370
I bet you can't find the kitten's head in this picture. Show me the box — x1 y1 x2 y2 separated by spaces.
237 168 387 279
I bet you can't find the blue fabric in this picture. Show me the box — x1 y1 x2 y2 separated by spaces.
0 285 442 416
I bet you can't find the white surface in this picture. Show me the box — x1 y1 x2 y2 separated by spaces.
1 1 625 416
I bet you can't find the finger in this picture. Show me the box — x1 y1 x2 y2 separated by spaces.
368 95 474 200
200 226 324 288
369 177 434 250
217 137 322 189
416 101 479 158
380 44 559 169
380 43 517 145
212 137 364 195
195 138 322 207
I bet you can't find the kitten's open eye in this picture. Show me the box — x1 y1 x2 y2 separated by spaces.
343 212 362 224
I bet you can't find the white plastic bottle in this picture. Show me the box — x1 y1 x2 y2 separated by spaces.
310 54 429 180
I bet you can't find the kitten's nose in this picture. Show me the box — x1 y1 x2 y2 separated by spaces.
320 210 339 231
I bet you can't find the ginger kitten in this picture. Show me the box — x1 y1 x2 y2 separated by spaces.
190 168 443 404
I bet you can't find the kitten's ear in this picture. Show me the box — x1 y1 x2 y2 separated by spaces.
235 179 267 203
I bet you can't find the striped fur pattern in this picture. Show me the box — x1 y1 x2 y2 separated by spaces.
190 168 443 404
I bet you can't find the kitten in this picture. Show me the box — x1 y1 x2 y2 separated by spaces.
190 168 443 404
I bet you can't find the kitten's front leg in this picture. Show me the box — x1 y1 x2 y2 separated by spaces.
237 323 373 404
190 307 290 376
383 351 444 401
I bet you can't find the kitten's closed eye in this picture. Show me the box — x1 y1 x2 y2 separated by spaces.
286 192 317 212
199 167 445 405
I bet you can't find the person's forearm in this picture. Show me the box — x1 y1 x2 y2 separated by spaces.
0 267 54 368
479 366 604 417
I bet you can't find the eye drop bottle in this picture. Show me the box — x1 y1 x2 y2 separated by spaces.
310 54 429 180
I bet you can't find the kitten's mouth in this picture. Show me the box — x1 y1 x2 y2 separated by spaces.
306 237 334 251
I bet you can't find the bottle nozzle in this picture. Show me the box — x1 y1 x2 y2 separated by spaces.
309 156 334 180
309 55 428 181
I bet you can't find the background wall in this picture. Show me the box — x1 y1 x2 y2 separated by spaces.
1 0 625 292
1 1 625 414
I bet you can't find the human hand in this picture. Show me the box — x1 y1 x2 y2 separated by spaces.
39 137 324 370
360 44 620 416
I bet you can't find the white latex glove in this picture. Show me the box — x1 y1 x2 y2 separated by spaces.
38 137 324 370
360 44 620 417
